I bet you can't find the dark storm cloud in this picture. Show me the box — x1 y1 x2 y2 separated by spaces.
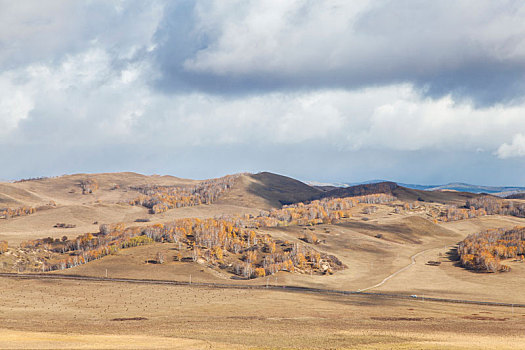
152 0 525 106
2 0 525 184
413 62 525 107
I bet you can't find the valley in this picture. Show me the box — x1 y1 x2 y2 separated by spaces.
1 172 525 349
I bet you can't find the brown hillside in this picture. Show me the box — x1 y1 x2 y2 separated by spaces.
2 172 483 213
311 185 340 192
317 182 398 199
0 183 44 207
2 172 197 207
2 172 525 349
218 172 321 209
337 216 456 245
318 181 479 205
391 186 479 205
505 193 525 200
248 172 321 206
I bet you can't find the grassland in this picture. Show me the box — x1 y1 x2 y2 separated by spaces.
1 276 524 349
1 172 525 348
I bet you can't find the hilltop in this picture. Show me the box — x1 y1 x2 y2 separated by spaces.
312 179 525 197
2 170 525 348
0 173 524 296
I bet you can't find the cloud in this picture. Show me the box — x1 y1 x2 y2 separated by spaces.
0 71 34 134
4 47 525 156
153 0 525 106
0 1 164 70
2 0 525 185
496 134 525 158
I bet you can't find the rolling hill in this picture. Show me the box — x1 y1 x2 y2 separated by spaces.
2 170 525 349
0 172 488 215
312 179 525 196
314 181 480 205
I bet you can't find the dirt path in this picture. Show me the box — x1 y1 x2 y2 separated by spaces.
1 272 523 309
356 247 441 292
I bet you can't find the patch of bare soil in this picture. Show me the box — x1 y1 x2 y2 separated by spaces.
462 315 509 321
111 317 148 322
371 316 434 322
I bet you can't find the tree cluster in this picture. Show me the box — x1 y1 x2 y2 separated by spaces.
0 206 36 219
129 174 241 213
457 226 525 272
80 179 99 195
17 192 391 276
436 196 525 223
437 206 487 222
241 194 395 228
14 176 49 183
466 196 525 218
20 194 374 277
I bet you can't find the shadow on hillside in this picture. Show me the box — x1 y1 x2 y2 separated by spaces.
446 245 492 274
145 259 162 264
247 172 320 206
446 244 488 274
446 245 461 267
177 257 194 262
336 221 422 244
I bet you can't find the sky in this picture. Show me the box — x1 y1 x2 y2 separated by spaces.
1 0 525 185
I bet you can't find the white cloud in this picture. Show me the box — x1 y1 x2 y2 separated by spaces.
0 46 153 144
2 0 525 182
496 134 525 158
4 49 525 156
183 1 525 80
0 74 34 134
0 0 164 68
144 85 525 154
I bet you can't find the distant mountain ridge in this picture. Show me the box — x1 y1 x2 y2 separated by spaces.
423 183 525 195
308 179 525 196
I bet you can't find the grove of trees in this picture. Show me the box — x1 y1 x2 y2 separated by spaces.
433 196 525 222
22 216 345 277
129 174 242 213
0 206 36 219
239 193 395 228
15 192 395 278
457 226 525 272
466 196 525 218
437 206 487 222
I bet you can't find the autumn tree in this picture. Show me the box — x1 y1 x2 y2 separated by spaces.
80 179 99 194
0 241 7 254
254 267 266 278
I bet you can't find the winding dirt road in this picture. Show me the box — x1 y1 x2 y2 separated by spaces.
357 247 438 292
0 271 523 309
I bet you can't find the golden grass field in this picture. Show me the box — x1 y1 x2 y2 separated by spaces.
1 276 525 349
1 172 525 348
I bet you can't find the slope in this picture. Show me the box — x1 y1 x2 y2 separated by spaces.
218 172 322 209
317 181 480 205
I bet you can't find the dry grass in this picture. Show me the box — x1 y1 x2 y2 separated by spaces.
0 277 524 349
0 329 233 350
3 172 525 348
